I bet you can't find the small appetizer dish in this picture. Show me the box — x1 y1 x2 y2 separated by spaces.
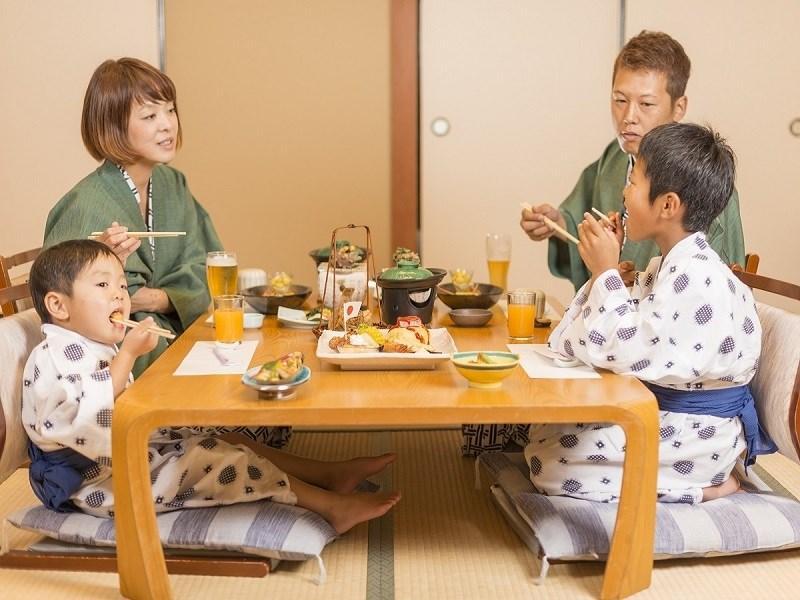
451 351 519 389
242 351 310 400
437 283 503 310
242 284 312 314
243 312 265 329
448 308 493 327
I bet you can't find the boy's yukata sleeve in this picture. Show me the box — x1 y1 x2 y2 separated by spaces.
25 336 115 463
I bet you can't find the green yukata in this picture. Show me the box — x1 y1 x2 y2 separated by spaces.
44 161 222 376
548 140 746 291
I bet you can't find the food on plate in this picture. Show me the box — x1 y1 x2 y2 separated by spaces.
268 271 293 295
383 324 433 353
252 351 304 383
328 332 381 353
334 244 365 269
392 247 421 265
356 323 386 345
327 316 434 354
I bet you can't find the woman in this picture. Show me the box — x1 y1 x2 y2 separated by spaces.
44 58 290 448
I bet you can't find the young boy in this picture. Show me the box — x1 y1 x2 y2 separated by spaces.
23 239 400 531
525 123 775 504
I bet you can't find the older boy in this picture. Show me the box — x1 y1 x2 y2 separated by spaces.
526 123 774 504
23 240 400 531
520 31 745 291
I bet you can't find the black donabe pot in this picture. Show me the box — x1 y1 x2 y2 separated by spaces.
376 267 446 325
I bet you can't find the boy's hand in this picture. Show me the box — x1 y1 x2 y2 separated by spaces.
618 261 636 286
606 211 625 247
120 317 159 358
520 203 565 241
577 212 620 277
96 221 141 265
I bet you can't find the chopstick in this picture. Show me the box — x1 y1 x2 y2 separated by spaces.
112 317 176 340
88 231 186 239
591 207 616 229
542 216 579 245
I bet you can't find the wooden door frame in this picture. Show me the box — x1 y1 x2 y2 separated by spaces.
390 0 419 252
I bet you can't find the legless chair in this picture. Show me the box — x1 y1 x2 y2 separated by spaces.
0 248 41 316
0 308 271 577
732 265 800 461
0 283 32 318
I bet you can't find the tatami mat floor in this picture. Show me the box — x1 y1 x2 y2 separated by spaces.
2 429 800 599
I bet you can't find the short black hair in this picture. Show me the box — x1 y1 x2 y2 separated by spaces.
30 240 121 324
638 122 736 233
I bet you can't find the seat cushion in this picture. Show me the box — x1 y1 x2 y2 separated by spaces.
7 499 337 564
752 302 800 463
479 452 800 564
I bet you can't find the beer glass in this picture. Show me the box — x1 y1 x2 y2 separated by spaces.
206 251 238 298
507 289 535 340
486 233 511 291
213 294 244 346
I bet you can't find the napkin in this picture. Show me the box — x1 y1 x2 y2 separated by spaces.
507 343 601 379
174 341 258 376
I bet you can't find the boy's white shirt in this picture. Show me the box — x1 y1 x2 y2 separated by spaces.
548 232 761 390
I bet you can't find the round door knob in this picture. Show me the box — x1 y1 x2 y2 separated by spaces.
431 117 450 137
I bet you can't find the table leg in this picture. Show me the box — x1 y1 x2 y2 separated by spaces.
113 405 172 600
600 402 659 600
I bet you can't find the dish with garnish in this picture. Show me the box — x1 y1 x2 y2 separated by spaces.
242 284 311 314
241 352 310 400
437 282 503 310
308 240 369 267
451 351 519 388
316 318 456 370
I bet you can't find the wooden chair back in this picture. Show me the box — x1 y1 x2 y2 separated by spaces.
0 283 33 318
733 265 800 462
0 248 41 316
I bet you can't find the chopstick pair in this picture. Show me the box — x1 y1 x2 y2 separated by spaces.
112 317 175 340
88 231 186 239
520 202 579 245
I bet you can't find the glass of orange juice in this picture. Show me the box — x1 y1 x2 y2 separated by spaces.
213 294 244 346
486 233 511 291
507 289 535 340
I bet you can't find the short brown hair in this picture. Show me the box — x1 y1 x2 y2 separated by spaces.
30 240 121 324
613 31 691 102
81 57 182 164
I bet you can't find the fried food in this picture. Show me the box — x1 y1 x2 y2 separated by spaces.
253 351 304 383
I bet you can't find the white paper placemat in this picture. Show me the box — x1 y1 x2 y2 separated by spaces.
506 343 601 379
174 340 259 375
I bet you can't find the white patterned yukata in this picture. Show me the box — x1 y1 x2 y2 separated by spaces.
525 233 762 504
22 325 297 517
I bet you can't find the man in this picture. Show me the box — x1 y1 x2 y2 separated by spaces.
520 31 745 290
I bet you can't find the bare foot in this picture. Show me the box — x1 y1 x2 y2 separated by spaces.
324 491 402 534
702 474 740 501
325 453 397 494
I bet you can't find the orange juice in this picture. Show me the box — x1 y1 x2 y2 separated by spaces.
507 303 534 339
214 308 243 344
487 259 510 291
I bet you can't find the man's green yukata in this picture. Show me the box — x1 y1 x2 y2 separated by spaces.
548 139 746 291
44 161 222 377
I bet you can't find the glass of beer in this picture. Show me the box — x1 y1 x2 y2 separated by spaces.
486 233 511 291
213 294 244 346
507 289 535 340
206 251 238 298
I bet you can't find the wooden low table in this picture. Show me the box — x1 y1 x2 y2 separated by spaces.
112 306 658 599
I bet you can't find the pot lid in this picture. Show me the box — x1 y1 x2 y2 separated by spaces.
380 259 433 281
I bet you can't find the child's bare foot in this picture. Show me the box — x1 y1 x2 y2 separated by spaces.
325 453 397 494
702 474 740 501
324 490 402 534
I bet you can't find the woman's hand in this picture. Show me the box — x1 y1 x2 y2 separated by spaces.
520 203 565 241
96 221 141 265
577 212 620 278
130 287 173 314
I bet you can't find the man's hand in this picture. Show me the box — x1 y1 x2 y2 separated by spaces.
130 287 173 314
577 212 620 278
95 221 141 265
520 203 566 242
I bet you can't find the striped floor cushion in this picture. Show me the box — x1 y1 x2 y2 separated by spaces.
478 452 800 571
5 500 337 577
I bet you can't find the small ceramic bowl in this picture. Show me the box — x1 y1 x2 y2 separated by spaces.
448 308 492 327
243 312 265 329
451 351 519 389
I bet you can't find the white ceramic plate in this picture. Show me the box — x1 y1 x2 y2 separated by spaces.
316 328 457 370
277 306 319 329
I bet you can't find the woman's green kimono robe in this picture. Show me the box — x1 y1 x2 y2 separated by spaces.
44 161 222 376
548 140 746 291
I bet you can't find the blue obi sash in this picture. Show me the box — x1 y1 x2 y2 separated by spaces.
644 382 777 467
28 442 97 512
